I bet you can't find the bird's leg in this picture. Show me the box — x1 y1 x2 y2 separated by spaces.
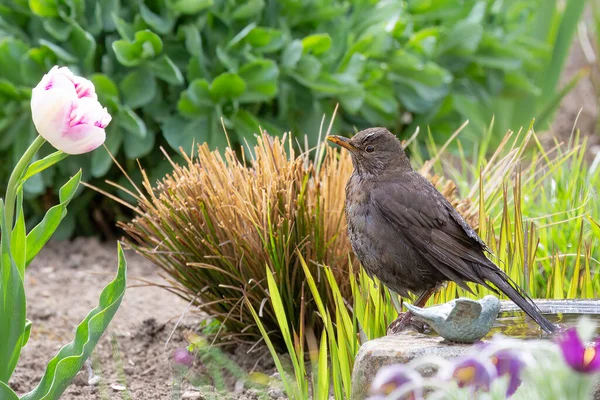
386 288 436 335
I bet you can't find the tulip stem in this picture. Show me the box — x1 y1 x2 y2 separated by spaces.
3 135 46 237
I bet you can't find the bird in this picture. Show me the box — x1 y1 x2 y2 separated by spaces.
327 127 556 334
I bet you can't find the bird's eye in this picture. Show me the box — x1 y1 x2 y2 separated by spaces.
365 145 375 153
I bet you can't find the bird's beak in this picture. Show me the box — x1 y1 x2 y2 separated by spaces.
327 135 356 151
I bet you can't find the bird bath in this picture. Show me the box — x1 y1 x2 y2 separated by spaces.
351 299 600 400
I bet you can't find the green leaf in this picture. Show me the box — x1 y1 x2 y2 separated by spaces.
25 171 81 266
90 74 120 103
22 319 32 349
178 79 213 117
148 55 184 85
101 0 120 31
233 109 260 139
246 27 284 53
210 73 246 101
117 106 147 139
39 39 77 63
162 114 210 152
0 200 27 382
169 0 213 15
0 382 18 400
124 130 155 159
21 47 54 87
42 18 73 41
0 39 29 84
120 69 156 109
113 15 134 41
10 197 26 276
70 24 96 62
20 243 127 400
29 0 59 17
139 3 174 35
181 24 202 56
90 126 122 178
232 0 264 20
281 40 303 69
21 152 68 183
238 59 279 103
301 34 332 55
112 29 163 67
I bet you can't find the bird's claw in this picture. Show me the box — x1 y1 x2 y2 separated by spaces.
386 312 428 335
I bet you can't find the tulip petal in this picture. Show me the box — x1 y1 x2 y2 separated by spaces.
31 66 111 155
59 124 107 155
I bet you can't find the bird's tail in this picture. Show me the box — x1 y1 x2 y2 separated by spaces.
483 268 556 333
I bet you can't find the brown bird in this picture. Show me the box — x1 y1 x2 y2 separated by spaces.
327 127 556 334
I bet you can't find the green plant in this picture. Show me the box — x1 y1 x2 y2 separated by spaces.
0 67 127 398
416 126 600 302
0 0 582 236
116 124 478 350
455 0 586 144
247 124 598 399
117 130 355 347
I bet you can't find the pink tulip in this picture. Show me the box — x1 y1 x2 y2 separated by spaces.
31 66 111 155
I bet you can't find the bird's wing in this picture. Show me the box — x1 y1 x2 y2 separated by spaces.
371 173 496 292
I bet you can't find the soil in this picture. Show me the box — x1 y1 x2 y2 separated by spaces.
10 238 279 400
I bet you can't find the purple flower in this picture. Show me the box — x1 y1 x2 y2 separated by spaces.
173 348 194 368
490 350 525 396
368 364 423 400
556 328 600 373
449 356 496 392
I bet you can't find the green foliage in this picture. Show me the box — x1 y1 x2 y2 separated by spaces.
247 126 599 399
20 244 127 400
0 0 583 236
412 127 600 302
0 136 127 398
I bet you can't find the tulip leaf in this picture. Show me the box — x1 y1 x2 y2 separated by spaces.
21 151 69 183
25 171 81 267
0 200 27 383
20 243 127 400
0 382 18 400
22 318 32 348
10 193 26 277
121 69 157 109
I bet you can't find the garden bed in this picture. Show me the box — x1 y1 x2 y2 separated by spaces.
10 238 279 400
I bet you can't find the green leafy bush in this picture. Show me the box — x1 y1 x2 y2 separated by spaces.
0 0 582 235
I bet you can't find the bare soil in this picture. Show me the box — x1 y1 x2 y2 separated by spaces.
10 238 278 400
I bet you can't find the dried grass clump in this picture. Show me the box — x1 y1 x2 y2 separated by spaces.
117 131 474 345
